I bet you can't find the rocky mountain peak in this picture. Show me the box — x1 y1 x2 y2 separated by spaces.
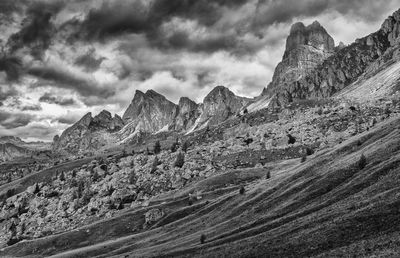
285 20 334 57
266 8 400 107
78 112 93 127
204 85 235 102
264 21 335 98
178 97 198 114
198 85 250 126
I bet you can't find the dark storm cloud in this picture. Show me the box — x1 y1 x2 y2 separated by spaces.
28 65 114 98
39 92 76 106
0 56 22 81
0 111 34 129
21 104 42 111
6 0 65 59
78 0 247 40
0 0 27 16
55 117 77 125
253 0 397 30
67 0 251 54
74 48 106 72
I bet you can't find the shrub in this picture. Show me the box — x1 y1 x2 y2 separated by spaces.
200 234 206 244
358 153 367 169
305 147 314 155
287 134 296 145
170 142 178 153
244 138 253 146
239 186 245 194
151 156 160 174
266 171 271 179
6 188 16 198
154 140 161 154
174 152 185 168
100 164 107 172
301 155 307 163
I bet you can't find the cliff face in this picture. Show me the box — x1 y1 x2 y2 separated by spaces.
265 21 335 97
198 86 250 126
119 90 179 139
53 111 124 153
266 9 400 106
174 97 200 131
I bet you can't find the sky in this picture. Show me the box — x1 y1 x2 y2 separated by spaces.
0 0 399 142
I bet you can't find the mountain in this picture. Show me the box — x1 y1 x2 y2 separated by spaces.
264 21 335 98
119 90 179 139
197 86 250 126
119 86 249 140
53 110 124 153
0 137 51 162
174 97 200 131
264 10 400 106
54 86 250 153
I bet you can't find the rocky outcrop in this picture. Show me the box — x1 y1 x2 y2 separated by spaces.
265 9 400 107
264 21 335 98
174 97 200 131
197 86 250 126
53 111 123 153
92 110 124 132
119 90 179 138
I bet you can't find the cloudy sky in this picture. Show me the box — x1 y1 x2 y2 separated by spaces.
0 0 398 142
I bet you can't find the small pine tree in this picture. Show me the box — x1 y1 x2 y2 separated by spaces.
59 171 65 181
20 222 26 234
33 183 40 194
77 180 85 198
170 142 178 153
266 171 271 179
129 169 136 184
151 156 159 174
9 221 17 237
358 153 367 169
117 201 124 210
239 186 245 194
154 140 161 154
200 234 206 244
92 170 100 182
182 141 189 153
174 152 185 168
301 154 307 163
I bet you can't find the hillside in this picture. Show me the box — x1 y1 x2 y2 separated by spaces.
1 111 400 257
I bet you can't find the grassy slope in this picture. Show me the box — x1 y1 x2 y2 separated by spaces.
2 116 400 257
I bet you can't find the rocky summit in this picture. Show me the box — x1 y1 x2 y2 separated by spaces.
264 21 335 98
266 10 400 107
4 6 400 258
